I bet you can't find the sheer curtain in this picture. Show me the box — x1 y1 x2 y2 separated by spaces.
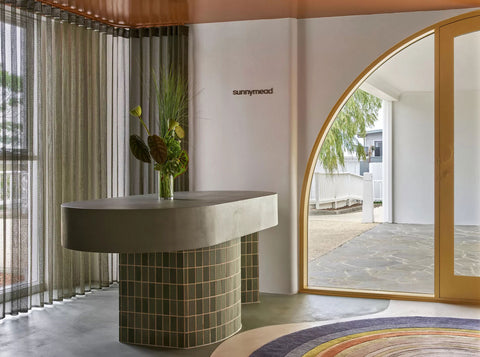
0 1 189 319
0 1 130 317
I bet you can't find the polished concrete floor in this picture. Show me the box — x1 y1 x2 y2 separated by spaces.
309 223 480 294
0 285 389 357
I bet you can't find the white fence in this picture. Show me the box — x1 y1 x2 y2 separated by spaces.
373 180 382 202
310 172 364 209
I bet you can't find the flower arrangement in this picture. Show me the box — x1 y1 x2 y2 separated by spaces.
129 70 188 199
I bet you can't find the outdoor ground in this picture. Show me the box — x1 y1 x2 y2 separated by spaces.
307 207 479 294
308 207 383 261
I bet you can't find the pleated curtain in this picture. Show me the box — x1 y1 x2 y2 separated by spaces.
0 1 190 319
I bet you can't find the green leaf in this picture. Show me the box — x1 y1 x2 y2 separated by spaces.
173 150 189 178
148 135 168 164
129 134 151 163
319 89 381 173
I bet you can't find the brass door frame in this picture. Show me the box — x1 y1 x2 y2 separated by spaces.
299 10 480 304
437 15 480 303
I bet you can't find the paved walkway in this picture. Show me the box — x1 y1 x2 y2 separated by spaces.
308 207 383 262
308 222 479 294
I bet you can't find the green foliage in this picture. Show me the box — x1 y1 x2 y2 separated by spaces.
130 68 189 179
0 69 24 145
0 65 23 145
0 122 23 145
154 132 188 178
0 69 22 109
0 69 22 92
153 69 188 138
318 89 382 173
147 134 168 164
129 134 151 163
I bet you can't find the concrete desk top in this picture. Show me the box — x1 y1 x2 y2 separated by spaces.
61 191 278 253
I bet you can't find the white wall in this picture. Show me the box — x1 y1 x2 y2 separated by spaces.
391 90 480 225
392 92 434 224
454 91 480 225
191 8 476 294
191 19 298 294
365 132 382 149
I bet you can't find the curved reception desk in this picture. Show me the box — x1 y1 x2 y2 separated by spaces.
61 191 278 349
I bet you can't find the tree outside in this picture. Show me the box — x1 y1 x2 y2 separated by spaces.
318 89 382 173
0 67 23 147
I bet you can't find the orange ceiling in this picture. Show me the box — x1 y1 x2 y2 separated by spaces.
38 0 480 27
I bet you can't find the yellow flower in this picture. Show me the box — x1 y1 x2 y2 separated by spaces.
168 120 184 138
129 105 142 117
168 119 179 130
175 125 185 139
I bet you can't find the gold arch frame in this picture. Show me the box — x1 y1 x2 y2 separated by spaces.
299 9 480 303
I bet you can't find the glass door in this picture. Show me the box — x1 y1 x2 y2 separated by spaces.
438 15 480 302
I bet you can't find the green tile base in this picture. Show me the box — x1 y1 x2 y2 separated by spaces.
119 238 241 348
241 234 259 304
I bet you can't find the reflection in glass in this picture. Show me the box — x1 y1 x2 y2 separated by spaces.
307 35 435 294
453 31 480 277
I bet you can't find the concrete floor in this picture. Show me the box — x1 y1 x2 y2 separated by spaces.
0 285 389 357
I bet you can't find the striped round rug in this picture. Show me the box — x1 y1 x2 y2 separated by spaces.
250 316 480 356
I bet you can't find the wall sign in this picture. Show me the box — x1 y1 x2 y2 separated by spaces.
232 88 274 96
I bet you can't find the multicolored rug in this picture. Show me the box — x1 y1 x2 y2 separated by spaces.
250 316 480 356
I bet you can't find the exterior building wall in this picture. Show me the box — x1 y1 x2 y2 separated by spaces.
392 92 434 224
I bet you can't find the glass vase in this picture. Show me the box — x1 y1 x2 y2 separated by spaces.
158 171 174 200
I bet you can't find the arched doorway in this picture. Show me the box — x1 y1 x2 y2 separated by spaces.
300 10 480 304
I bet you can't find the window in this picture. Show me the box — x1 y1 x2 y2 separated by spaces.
374 141 382 157
0 15 33 292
